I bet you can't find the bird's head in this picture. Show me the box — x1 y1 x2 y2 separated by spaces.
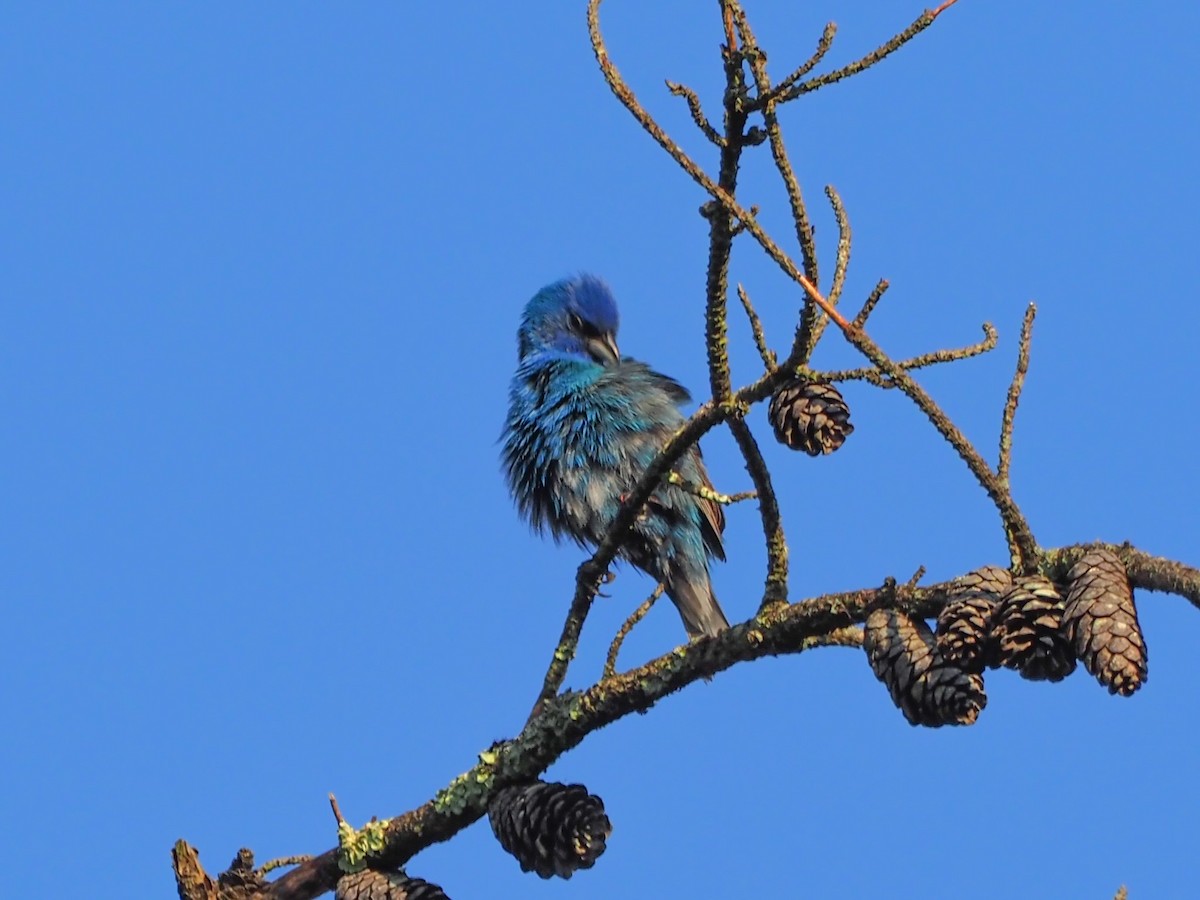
517 274 621 366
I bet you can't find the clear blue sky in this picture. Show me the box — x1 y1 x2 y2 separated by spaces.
3 3 1198 898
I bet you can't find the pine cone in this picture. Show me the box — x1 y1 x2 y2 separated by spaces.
1062 548 1148 696
863 608 986 726
936 566 1011 672
951 564 1013 597
936 593 997 673
336 870 450 900
768 380 854 456
488 780 611 879
993 576 1076 681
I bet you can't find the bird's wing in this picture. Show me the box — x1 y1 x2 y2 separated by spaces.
693 446 726 561
618 358 725 560
617 357 692 405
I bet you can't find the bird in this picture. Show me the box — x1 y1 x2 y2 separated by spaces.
501 274 731 640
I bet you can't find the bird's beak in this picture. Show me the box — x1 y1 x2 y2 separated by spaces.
586 332 620 366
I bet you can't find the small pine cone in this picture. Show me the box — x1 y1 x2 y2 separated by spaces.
936 592 998 673
951 564 1013 598
1062 548 1148 696
336 870 450 900
863 608 986 727
936 566 1011 672
993 576 1077 681
489 780 611 879
768 380 854 456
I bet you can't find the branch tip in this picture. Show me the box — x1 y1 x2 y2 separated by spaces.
737 283 777 370
329 793 346 827
930 0 962 19
998 302 1037 487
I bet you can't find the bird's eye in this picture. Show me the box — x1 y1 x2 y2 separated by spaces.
568 313 584 331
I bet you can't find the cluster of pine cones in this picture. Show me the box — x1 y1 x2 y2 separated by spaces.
335 780 610 898
864 547 1148 727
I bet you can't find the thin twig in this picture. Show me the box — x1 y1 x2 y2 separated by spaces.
258 856 313 876
736 8 821 299
999 303 1037 485
817 323 999 386
666 80 724 145
905 565 927 590
668 471 756 505
793 184 851 364
729 204 759 236
530 561 607 719
603 584 664 678
702 0 751 403
767 22 837 103
826 186 852 305
778 3 962 103
328 794 346 827
852 279 890 329
728 419 788 607
737 283 776 370
803 625 865 650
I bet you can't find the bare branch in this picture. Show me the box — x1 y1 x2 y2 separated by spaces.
999 303 1037 485
173 841 216 900
767 22 838 103
603 584 664 678
328 793 346 827
667 470 756 505
818 322 999 386
666 80 724 145
736 8 821 307
531 561 608 717
737 283 777 370
728 418 788 607
777 3 963 103
794 184 852 362
852 278 891 329
826 186 852 305
258 856 312 876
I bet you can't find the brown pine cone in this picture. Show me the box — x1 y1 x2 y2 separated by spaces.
864 608 986 727
488 780 611 879
336 870 450 900
1062 548 1148 696
993 576 1076 681
936 565 1012 672
936 593 998 673
768 380 854 456
951 564 1013 597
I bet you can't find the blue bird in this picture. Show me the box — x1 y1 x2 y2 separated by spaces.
502 274 730 639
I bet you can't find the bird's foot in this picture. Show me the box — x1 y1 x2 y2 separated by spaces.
577 560 615 597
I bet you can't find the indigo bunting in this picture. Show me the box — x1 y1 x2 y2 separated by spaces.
502 274 730 639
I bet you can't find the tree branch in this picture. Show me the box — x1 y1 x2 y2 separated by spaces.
775 2 962 103
998 303 1036 485
225 541 1199 900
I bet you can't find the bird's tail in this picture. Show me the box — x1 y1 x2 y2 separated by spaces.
665 566 730 640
